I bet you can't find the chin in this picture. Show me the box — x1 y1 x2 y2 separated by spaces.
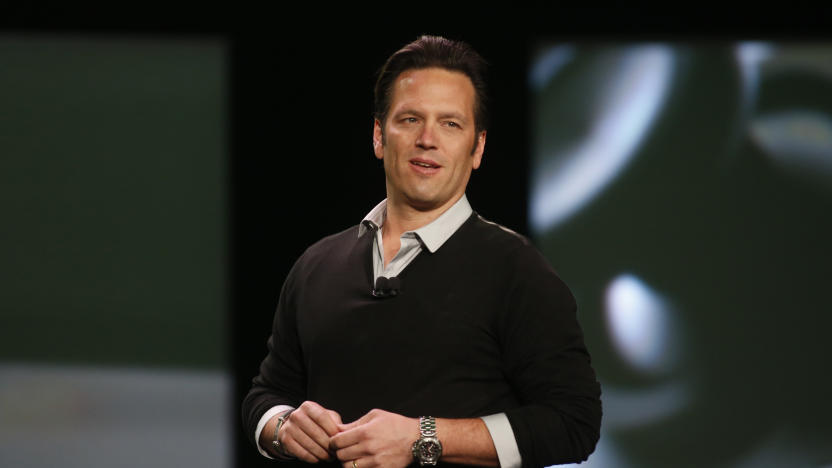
403 193 442 211
407 199 439 212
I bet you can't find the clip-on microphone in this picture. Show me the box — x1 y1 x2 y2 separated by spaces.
372 276 400 298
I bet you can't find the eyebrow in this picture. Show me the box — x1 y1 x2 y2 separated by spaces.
394 109 424 118
394 109 468 122
438 112 468 122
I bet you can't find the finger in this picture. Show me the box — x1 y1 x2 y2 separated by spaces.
329 425 365 451
334 443 369 463
280 434 320 464
357 409 377 423
328 409 343 426
286 422 332 461
337 416 366 432
308 405 341 437
291 410 336 455
342 457 374 468
337 421 358 433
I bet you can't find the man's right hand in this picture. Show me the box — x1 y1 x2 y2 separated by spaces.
268 401 343 463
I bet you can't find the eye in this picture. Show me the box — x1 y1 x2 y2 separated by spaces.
402 117 419 124
444 121 462 129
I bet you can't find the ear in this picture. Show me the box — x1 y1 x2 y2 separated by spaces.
472 131 486 170
372 119 384 160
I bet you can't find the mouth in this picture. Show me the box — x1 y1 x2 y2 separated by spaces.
409 158 441 170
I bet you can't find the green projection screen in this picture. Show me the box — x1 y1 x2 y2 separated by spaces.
0 34 229 468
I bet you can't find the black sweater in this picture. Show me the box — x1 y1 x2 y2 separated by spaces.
242 212 602 467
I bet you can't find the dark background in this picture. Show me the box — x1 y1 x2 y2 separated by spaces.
3 7 830 468
226 13 832 467
230 23 532 468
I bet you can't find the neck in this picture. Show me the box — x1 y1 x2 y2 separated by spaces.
383 193 462 239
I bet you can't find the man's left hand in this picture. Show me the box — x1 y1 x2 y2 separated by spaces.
330 408 417 468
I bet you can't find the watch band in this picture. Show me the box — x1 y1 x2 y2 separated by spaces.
271 409 295 459
420 415 437 438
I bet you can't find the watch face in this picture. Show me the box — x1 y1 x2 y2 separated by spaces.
413 437 442 464
418 441 440 460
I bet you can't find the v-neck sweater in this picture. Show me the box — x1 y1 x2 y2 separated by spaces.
243 212 602 467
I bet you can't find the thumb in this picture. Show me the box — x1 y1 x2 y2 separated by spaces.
338 408 378 431
337 418 365 432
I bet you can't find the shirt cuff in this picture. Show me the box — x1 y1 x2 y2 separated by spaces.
254 405 295 459
481 413 522 468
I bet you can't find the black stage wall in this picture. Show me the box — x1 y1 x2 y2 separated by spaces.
231 24 531 468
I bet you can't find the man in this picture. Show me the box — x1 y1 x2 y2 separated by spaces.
242 35 601 467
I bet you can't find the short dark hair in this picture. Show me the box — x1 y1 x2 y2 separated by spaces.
374 35 489 135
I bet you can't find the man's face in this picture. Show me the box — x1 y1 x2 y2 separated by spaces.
373 67 485 213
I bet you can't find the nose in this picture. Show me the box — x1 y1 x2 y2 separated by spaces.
415 122 438 150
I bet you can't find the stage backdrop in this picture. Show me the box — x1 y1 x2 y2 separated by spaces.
529 40 832 467
0 34 229 468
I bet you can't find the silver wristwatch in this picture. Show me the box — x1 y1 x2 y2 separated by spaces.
411 416 443 466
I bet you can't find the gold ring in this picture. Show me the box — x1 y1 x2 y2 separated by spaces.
352 461 358 468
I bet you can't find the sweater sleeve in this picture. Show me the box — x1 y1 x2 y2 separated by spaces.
241 257 308 451
499 242 602 467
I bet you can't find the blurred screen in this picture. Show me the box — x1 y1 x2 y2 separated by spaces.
529 41 832 467
0 35 229 468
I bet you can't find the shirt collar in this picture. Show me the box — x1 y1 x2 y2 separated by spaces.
358 194 473 253
358 199 387 237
